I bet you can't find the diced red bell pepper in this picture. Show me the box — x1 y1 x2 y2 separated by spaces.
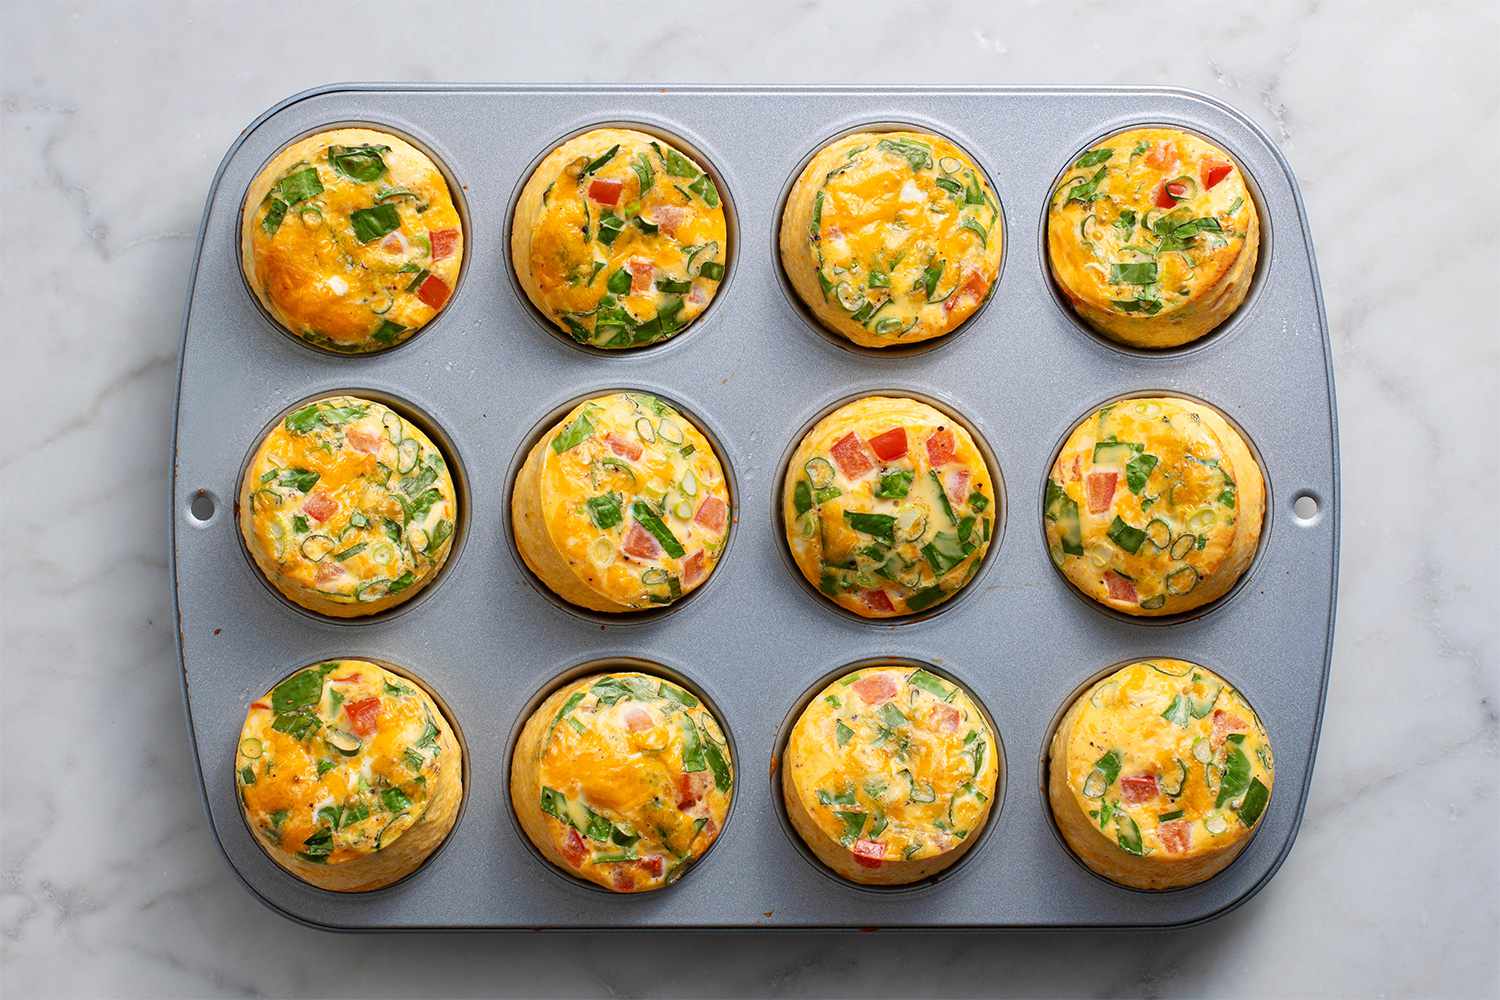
587 178 622 205
1120 773 1159 804
1145 141 1179 170
346 424 383 455
1156 180 1191 208
1159 819 1192 854
694 496 728 535
925 429 957 467
676 770 709 810
416 274 450 310
852 839 885 868
867 427 908 462
627 257 654 294
428 228 459 261
944 270 989 314
682 550 706 586
622 523 662 560
945 469 971 505
1103 570 1137 603
851 673 897 705
605 432 642 461
344 697 381 736
316 560 349 584
652 204 689 237
1085 471 1118 514
302 492 337 523
931 703 961 734
561 827 586 865
1200 159 1233 190
829 433 874 479
1212 709 1249 747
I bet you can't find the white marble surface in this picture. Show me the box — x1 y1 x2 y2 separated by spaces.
3 2 1496 997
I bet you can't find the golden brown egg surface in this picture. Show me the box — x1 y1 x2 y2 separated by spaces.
1047 127 1258 348
511 128 728 349
780 131 1003 348
236 659 463 892
239 395 457 618
782 664 999 885
510 671 733 892
1044 396 1263 616
783 396 995 618
1048 659 1273 890
511 392 730 613
240 128 463 352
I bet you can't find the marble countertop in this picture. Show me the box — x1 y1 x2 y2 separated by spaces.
2 2 1494 997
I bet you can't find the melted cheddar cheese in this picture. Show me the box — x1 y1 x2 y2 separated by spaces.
511 392 730 612
510 671 733 892
236 659 462 892
779 130 1003 348
239 395 458 618
240 128 462 353
1047 127 1258 348
783 396 995 618
1044 396 1263 617
1048 660 1273 890
511 128 728 349
782 665 999 885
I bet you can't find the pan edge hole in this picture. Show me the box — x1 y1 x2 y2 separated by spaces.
1292 491 1321 525
188 490 217 524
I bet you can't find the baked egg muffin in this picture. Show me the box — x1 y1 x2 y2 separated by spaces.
1047 126 1258 348
235 659 463 892
783 396 995 618
511 392 730 613
1044 396 1263 616
510 671 733 892
781 664 999 885
511 128 728 349
779 130 1003 348
241 127 463 352
239 394 458 618
1048 659 1273 890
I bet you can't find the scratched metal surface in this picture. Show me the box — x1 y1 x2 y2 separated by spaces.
170 85 1338 929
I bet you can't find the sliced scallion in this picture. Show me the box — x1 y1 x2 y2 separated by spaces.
804 457 835 489
1166 566 1200 596
300 535 335 562
656 420 684 446
325 729 362 756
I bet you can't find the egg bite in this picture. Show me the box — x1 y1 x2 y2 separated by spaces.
783 396 995 618
510 671 733 892
239 394 458 618
235 659 463 892
511 392 730 613
511 128 728 349
781 664 999 885
1044 396 1263 617
779 130 1003 348
1048 659 1273 890
240 127 463 352
1047 127 1258 349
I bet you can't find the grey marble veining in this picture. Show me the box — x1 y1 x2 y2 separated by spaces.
2 2 1495 997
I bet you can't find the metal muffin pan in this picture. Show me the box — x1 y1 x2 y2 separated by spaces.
170 84 1338 929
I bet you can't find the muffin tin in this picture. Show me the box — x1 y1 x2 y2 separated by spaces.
170 84 1339 929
